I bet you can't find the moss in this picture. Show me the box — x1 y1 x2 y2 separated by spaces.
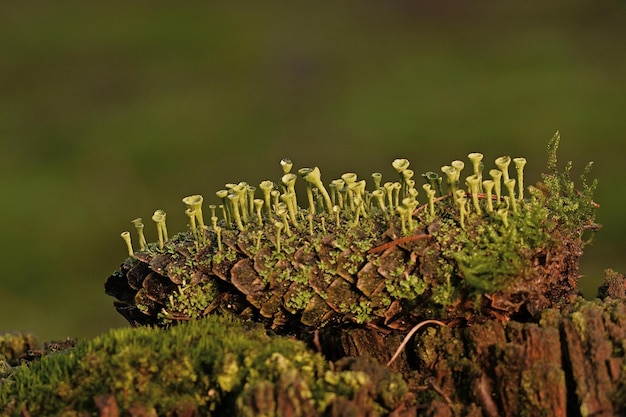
0 315 407 416
159 279 221 324
0 332 38 367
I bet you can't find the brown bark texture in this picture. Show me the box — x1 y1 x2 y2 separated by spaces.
314 281 626 417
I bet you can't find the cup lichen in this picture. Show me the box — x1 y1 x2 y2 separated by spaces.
107 132 598 334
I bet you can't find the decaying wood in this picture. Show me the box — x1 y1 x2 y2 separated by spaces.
310 275 626 416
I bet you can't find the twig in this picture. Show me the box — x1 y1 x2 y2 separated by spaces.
367 234 431 254
387 319 447 366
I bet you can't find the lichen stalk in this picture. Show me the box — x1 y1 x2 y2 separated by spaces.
371 189 387 217
482 180 495 213
489 169 502 204
341 173 357 212
120 231 134 257
468 152 484 191
183 195 206 243
273 221 283 253
276 203 292 236
280 193 300 230
466 175 482 215
216 190 231 223
504 179 518 214
152 210 168 249
228 194 245 231
259 181 274 216
422 184 436 218
185 208 197 238
442 165 459 200
514 157 527 201
253 199 264 227
454 190 467 229
131 218 147 250
300 167 333 215
383 182 395 212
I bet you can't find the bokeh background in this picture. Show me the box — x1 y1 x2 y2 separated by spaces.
2 1 625 341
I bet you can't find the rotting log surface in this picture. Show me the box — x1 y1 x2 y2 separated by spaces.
311 286 626 417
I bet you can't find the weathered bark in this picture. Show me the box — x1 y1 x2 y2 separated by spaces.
314 284 626 416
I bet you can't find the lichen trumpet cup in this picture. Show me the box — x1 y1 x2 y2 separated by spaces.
489 169 503 204
383 182 395 211
352 194 365 226
442 165 458 199
348 180 366 205
451 160 464 183
151 210 168 249
454 189 468 229
216 190 232 223
395 205 408 234
401 168 414 199
465 175 482 215
182 195 206 242
504 178 518 214
495 156 511 182
120 231 134 257
371 172 383 190
331 179 345 208
371 189 387 216
270 190 280 214
280 193 300 230
214 225 223 252
422 184 436 217
185 208 197 238
514 157 527 201
131 218 147 250
227 193 245 231
275 203 292 236
340 173 358 212
297 168 317 215
301 167 333 214
280 158 293 175
281 174 298 198
401 197 419 230
392 182 402 209
468 152 484 191
253 199 264 226
259 181 274 216
422 171 443 196
231 184 249 223
392 158 410 174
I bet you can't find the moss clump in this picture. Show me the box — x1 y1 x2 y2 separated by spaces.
0 315 408 416
0 332 38 368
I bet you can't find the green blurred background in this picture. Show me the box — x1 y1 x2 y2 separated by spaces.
2 1 625 341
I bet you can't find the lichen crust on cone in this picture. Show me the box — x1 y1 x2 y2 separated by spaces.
105 132 599 332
